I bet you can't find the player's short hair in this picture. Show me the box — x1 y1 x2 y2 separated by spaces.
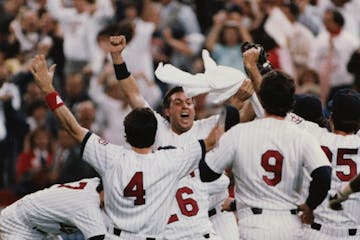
124 108 157 148
294 94 329 128
329 89 360 133
259 70 295 117
162 86 184 109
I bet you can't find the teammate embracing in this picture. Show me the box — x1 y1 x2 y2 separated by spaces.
200 70 332 240
109 35 246 240
29 54 222 240
289 89 360 239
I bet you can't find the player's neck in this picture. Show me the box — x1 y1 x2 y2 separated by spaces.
334 129 353 136
132 147 152 154
264 113 285 120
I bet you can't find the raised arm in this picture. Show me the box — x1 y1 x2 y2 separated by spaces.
30 55 88 143
109 35 146 109
243 48 262 93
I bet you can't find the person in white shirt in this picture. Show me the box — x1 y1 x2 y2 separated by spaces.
29 53 222 240
46 0 114 76
0 177 107 240
202 70 332 240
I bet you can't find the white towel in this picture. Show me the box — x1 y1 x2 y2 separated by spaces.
155 49 264 117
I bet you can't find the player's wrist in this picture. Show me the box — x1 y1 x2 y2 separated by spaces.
113 62 131 81
110 52 124 64
339 184 352 198
45 91 64 111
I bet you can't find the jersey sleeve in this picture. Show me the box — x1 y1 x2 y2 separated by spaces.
171 140 205 179
301 131 331 173
81 132 126 176
73 185 107 239
205 129 237 174
286 113 328 141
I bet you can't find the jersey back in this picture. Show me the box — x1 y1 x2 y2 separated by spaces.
82 133 203 236
19 178 106 239
314 132 360 227
207 118 330 211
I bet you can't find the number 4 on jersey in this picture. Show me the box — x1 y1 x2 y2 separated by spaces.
124 172 146 205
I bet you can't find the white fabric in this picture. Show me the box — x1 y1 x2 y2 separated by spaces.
0 178 106 239
209 201 239 240
309 30 359 87
288 113 360 230
123 18 156 82
88 78 131 147
152 112 221 239
264 7 294 48
47 0 113 61
83 133 204 237
0 82 21 140
155 50 264 117
206 118 331 212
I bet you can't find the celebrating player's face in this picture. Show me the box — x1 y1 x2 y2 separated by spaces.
166 92 195 134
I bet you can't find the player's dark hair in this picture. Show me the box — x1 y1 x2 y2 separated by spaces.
162 86 195 122
124 108 157 148
259 70 295 117
331 9 345 27
163 86 184 109
332 116 360 133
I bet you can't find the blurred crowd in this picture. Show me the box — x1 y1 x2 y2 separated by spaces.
0 0 359 200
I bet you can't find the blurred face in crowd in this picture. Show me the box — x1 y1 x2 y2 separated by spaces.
75 101 96 129
323 10 340 34
331 0 349 7
33 128 51 150
164 91 195 134
40 12 56 33
32 105 47 126
0 64 10 87
124 5 138 21
58 129 77 149
65 73 84 98
26 82 42 100
21 9 39 33
222 26 241 46
73 0 89 13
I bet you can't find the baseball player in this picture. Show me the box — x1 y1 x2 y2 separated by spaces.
109 35 245 240
0 177 107 240
288 89 360 239
30 54 222 240
200 70 332 240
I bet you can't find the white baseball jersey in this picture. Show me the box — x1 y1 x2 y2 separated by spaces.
206 117 330 212
205 117 330 239
0 178 106 240
205 174 239 240
153 112 222 239
82 132 205 238
288 113 360 229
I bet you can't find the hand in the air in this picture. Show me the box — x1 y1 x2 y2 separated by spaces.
29 55 56 94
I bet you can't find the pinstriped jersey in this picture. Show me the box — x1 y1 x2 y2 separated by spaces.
206 174 230 209
153 112 221 238
0 178 106 239
287 113 360 227
206 118 330 213
82 132 204 237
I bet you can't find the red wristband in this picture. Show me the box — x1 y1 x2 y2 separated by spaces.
45 91 64 111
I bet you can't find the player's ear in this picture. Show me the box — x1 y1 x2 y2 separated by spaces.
164 108 170 118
